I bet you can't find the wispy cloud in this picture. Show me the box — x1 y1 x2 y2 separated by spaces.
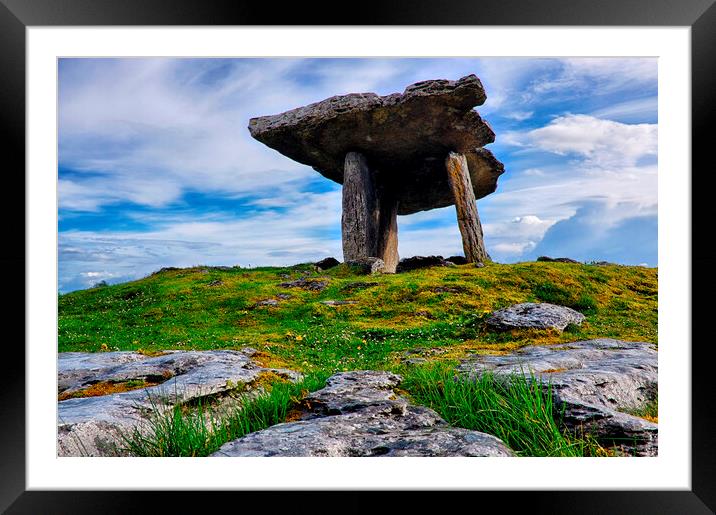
59 58 411 212
589 96 658 123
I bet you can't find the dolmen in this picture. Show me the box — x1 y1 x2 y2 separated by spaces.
249 74 505 272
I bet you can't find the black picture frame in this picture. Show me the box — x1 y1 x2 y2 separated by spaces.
2 1 714 513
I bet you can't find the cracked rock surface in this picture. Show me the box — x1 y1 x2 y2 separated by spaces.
211 370 514 457
486 302 586 332
458 339 658 456
57 348 301 456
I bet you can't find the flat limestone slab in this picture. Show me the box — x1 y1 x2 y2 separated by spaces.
458 339 658 456
57 349 301 456
249 75 504 215
211 370 514 457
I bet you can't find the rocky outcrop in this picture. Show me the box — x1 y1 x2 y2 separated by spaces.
486 302 586 332
314 257 340 270
345 257 385 275
256 298 280 307
248 75 504 216
396 255 455 273
320 300 357 306
340 281 379 293
57 349 301 456
589 261 619 266
446 255 468 265
537 256 579 263
278 277 329 291
458 339 658 456
211 370 514 457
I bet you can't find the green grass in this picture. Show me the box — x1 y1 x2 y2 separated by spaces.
58 261 657 371
118 372 329 457
533 282 598 314
401 363 604 457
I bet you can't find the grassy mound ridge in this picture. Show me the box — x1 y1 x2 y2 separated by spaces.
59 261 657 374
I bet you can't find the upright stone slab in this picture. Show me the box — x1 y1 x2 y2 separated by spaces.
342 152 399 273
445 152 488 263
376 190 399 273
342 152 378 261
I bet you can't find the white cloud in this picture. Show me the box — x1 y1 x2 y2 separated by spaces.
493 241 537 255
511 215 543 225
504 114 657 167
484 164 657 220
527 201 657 265
480 213 555 262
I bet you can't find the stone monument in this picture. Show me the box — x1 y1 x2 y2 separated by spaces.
248 74 505 273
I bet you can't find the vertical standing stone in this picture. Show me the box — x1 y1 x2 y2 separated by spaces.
342 152 378 261
445 151 488 264
376 191 399 273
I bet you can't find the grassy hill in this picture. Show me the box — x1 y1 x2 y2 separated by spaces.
59 261 657 375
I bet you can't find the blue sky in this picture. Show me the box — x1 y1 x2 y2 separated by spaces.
58 57 658 293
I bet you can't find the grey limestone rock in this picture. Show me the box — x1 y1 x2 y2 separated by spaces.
314 257 340 270
57 349 302 456
211 370 514 457
320 300 358 306
396 255 453 273
537 256 579 263
446 255 468 265
458 339 658 456
486 302 586 332
345 257 385 275
278 277 329 291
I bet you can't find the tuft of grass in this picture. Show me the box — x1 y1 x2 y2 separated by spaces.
622 394 658 423
118 372 329 457
401 363 604 457
532 282 598 314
